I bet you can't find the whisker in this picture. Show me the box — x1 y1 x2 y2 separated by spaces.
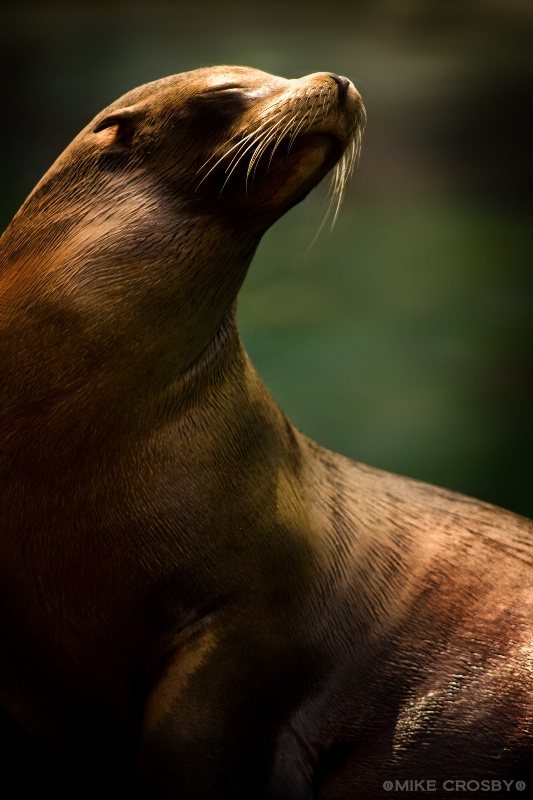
204 97 287 166
263 115 303 171
305 133 361 253
196 127 269 187
224 114 285 173
225 118 288 192
195 108 285 188
248 114 293 182
286 107 314 154
218 116 290 194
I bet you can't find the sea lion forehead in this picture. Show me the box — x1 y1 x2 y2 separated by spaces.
196 65 287 93
104 66 287 111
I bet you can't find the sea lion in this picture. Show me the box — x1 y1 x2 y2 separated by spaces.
0 65 531 799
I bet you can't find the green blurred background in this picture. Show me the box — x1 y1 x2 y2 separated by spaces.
2 0 532 517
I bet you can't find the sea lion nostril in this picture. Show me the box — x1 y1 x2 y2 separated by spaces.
326 73 350 107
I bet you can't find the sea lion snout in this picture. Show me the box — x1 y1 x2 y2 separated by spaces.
308 71 361 110
191 68 365 225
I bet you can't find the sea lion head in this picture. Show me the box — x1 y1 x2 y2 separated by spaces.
1 66 365 404
89 65 365 228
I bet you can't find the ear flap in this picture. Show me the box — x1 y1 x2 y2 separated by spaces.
93 106 140 133
93 106 141 155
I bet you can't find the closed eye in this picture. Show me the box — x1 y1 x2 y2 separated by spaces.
202 84 245 95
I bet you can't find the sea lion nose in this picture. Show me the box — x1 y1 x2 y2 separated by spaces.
326 73 351 107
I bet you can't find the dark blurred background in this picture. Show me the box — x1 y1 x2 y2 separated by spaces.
2 0 532 517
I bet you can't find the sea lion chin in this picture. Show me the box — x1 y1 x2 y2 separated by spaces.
1 66 532 800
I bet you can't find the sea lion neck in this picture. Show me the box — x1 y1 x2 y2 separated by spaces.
2 202 257 358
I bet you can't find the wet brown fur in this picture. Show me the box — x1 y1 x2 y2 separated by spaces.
0 66 531 799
